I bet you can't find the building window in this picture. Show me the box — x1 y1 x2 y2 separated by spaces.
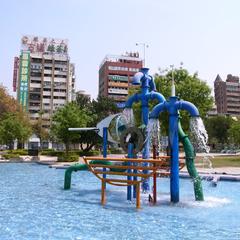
108 66 128 71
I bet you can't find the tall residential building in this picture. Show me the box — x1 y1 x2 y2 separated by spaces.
13 35 75 129
214 74 240 115
98 52 143 108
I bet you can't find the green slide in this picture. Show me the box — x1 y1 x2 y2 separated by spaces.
178 120 204 201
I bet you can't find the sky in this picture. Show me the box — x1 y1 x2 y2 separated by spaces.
1 0 240 99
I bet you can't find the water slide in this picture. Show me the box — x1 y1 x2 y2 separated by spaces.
178 121 204 201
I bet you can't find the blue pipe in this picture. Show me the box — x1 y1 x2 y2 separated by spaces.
125 94 140 108
103 127 108 184
148 92 165 103
150 100 199 119
149 102 166 119
149 97 200 202
124 68 166 192
127 143 134 201
178 100 199 117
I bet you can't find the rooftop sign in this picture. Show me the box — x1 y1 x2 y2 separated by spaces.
21 35 68 55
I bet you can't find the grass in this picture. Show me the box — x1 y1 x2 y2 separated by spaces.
208 156 240 168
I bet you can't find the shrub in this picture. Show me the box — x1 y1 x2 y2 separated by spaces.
40 150 64 157
40 149 100 157
7 149 28 155
57 153 79 162
2 153 20 159
81 150 101 156
109 148 124 154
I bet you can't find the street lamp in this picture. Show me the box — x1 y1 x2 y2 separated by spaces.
136 42 149 67
170 64 175 97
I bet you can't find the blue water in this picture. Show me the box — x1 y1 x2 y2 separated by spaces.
0 163 239 240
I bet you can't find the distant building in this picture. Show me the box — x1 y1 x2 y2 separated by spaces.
13 35 75 130
75 90 91 100
214 74 240 115
98 52 143 108
207 102 218 117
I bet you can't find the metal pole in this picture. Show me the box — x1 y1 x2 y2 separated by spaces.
136 42 148 67
103 127 108 187
170 65 175 97
127 143 134 201
153 145 157 204
143 44 146 67
169 99 179 203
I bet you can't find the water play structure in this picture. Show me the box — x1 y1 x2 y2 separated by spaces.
64 67 207 208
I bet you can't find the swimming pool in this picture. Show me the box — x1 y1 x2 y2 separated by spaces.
0 163 239 240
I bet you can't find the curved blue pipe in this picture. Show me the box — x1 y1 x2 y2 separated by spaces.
125 93 140 108
149 102 167 119
148 92 166 103
149 99 199 119
178 100 199 117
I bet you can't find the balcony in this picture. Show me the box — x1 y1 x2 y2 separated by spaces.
43 91 51 96
53 92 66 97
29 106 41 111
30 83 41 88
108 88 128 95
108 81 128 88
44 69 52 74
54 77 67 83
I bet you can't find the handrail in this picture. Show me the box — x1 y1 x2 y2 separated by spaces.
84 156 170 163
88 164 159 171
83 156 185 208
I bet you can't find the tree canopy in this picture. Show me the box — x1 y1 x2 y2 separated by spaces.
50 102 89 153
205 115 233 145
0 86 32 148
155 68 213 132
228 120 240 146
75 95 120 151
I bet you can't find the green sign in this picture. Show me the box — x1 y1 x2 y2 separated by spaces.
108 75 128 82
18 51 30 110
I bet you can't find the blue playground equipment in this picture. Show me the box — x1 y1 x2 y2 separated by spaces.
149 96 200 202
64 67 205 207
124 67 165 192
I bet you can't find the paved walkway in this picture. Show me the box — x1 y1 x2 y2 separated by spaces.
37 155 240 175
1 154 240 176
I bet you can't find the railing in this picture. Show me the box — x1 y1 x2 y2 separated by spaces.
83 156 185 208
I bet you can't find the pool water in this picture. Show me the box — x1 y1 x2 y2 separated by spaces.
0 163 239 240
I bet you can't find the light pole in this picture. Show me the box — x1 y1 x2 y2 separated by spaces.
170 64 175 97
136 42 149 67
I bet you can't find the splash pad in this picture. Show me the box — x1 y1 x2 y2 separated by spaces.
65 67 211 208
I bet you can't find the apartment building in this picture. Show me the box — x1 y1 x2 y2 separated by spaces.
13 35 75 129
98 52 143 108
214 74 240 115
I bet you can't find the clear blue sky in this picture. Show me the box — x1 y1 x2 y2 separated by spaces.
1 0 240 99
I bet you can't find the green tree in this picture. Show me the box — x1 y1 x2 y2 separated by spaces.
205 115 233 145
75 95 120 151
31 112 49 149
0 85 21 118
228 120 240 146
50 103 89 154
0 113 32 149
154 68 214 133
0 86 32 148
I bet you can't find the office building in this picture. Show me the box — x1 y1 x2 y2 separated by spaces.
98 52 143 108
214 74 240 115
13 35 75 129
